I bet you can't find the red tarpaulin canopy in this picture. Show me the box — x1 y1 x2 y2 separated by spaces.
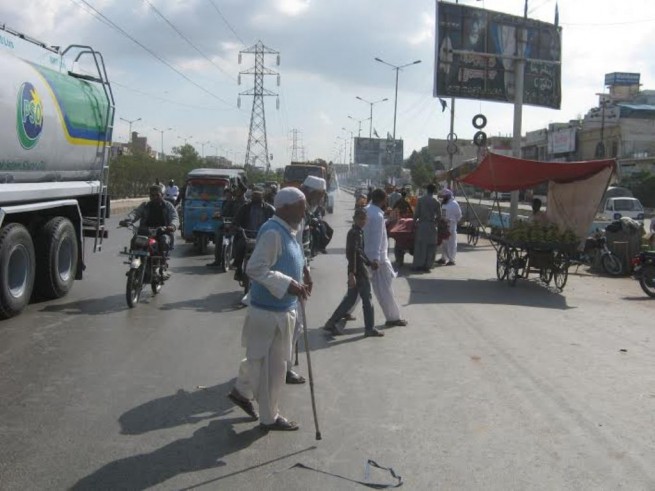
457 153 617 191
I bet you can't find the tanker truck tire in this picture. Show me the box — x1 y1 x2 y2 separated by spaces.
35 217 79 299
0 223 36 319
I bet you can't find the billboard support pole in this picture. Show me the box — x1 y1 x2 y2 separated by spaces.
510 26 527 223
447 97 456 189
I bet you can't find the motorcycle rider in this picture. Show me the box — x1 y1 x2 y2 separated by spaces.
301 176 332 255
165 179 179 204
121 185 179 275
232 186 275 281
207 187 239 268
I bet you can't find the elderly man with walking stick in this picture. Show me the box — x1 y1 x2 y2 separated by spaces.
228 187 311 431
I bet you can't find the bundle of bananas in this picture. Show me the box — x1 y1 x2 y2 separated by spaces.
505 221 578 246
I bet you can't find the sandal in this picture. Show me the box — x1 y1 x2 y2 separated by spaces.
260 416 299 431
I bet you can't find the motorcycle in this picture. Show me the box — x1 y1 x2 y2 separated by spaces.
570 232 623 276
217 218 234 273
119 221 170 307
631 250 655 297
236 228 257 294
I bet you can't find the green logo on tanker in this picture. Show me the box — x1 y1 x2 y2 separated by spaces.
16 82 44 150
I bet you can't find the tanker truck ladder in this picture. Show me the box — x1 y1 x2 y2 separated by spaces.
62 44 116 253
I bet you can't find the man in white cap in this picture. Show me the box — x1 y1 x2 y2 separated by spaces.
283 175 326 385
228 187 311 431
436 188 462 266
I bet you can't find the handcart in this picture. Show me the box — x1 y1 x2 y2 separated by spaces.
494 238 577 290
445 152 618 292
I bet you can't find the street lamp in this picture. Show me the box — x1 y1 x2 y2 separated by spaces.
347 115 370 138
342 127 354 165
177 135 193 146
199 141 211 158
374 57 421 141
120 117 141 143
355 96 388 138
153 127 172 158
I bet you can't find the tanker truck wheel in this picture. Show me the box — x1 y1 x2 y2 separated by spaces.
0 223 36 319
35 217 79 299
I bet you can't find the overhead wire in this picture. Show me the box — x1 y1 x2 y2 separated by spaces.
207 0 246 46
142 0 237 83
72 0 233 107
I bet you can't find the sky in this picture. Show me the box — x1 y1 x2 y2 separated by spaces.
2 0 654 168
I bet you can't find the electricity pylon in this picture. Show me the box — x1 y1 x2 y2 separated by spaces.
238 41 280 173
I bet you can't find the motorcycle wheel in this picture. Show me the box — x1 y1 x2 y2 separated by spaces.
639 267 655 297
601 253 623 276
221 241 233 273
152 266 163 295
126 267 143 308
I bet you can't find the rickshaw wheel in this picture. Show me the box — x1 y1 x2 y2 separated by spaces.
496 245 509 280
553 252 569 290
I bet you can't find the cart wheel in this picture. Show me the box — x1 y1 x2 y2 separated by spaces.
496 245 509 280
506 248 520 286
471 227 480 246
539 267 553 284
553 252 569 290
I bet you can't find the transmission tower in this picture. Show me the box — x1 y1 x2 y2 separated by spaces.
289 129 302 161
238 41 280 172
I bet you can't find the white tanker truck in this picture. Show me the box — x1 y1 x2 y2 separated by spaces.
0 25 115 318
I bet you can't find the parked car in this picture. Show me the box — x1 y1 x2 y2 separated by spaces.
601 196 645 222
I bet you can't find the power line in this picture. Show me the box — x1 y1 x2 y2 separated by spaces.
72 0 233 107
111 80 233 111
207 0 246 46
142 0 237 83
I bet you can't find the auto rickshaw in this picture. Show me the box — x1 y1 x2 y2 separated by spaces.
180 168 245 254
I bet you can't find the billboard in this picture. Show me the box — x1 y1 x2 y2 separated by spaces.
604 72 640 86
548 127 576 154
354 137 403 167
434 2 561 109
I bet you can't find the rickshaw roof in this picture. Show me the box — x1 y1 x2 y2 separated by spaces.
455 153 617 192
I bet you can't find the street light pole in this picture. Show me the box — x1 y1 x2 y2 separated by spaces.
347 115 370 138
153 127 172 158
120 117 141 143
374 58 421 141
355 96 388 138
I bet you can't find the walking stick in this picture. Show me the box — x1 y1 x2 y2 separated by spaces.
294 340 299 366
299 297 322 440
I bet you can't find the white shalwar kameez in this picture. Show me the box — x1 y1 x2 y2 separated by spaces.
235 217 298 425
441 199 462 263
363 203 401 322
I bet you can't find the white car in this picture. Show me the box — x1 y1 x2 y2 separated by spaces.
602 196 645 222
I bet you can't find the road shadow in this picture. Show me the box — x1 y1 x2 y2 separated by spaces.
119 380 239 435
71 418 264 491
404 277 572 310
38 293 127 316
159 291 245 313
170 264 227 276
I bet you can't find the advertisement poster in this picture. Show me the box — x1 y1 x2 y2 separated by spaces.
434 1 561 109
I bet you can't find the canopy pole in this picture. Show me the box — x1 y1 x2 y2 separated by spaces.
510 26 527 222
455 181 498 252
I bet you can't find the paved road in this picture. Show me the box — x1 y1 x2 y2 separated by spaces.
1 191 654 490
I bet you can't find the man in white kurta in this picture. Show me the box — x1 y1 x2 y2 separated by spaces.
363 188 408 327
229 188 309 431
437 189 462 266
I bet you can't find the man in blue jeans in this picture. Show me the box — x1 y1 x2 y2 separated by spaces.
323 209 383 337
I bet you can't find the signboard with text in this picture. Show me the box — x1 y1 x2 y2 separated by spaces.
354 137 403 167
434 2 561 109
